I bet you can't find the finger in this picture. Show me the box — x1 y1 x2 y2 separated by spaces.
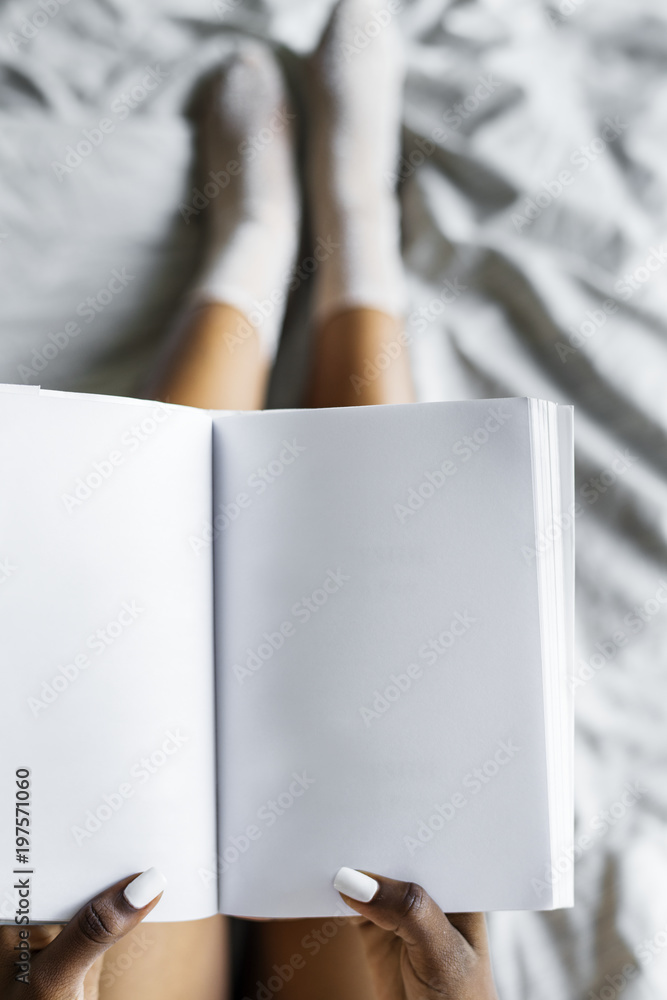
333 868 490 953
31 867 166 994
24 925 64 951
0 924 62 955
0 924 63 985
445 912 491 954
333 867 452 951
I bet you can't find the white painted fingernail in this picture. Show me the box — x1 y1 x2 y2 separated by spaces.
123 868 167 909
333 867 379 902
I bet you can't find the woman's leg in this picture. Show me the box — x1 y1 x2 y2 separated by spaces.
243 917 376 1000
308 306 414 407
155 302 269 410
251 2 413 997
100 41 299 1000
100 918 230 1000
303 0 412 411
151 38 299 411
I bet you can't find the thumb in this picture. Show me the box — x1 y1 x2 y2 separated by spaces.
333 867 452 951
33 868 166 994
333 867 494 997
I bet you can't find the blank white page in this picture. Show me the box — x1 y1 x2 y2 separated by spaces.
213 399 556 917
0 388 217 923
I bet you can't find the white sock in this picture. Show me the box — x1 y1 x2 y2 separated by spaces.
307 0 407 327
191 42 300 359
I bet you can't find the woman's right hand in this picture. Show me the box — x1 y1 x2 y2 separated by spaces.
0 868 165 999
334 867 498 1000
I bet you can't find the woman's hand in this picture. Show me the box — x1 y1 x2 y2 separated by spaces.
333 867 498 1000
0 867 166 999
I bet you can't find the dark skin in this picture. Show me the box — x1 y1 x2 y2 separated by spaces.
0 871 497 999
0 873 163 1000
342 872 498 1000
0 306 487 1000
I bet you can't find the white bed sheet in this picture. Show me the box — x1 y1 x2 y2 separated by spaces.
1 0 667 995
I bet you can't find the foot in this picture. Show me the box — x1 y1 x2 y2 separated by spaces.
306 0 407 326
191 41 301 359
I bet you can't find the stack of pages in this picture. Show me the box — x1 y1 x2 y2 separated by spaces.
0 386 574 922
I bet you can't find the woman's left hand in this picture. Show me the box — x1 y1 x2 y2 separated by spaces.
0 868 165 1000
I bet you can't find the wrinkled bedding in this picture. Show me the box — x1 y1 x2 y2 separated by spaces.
1 0 667 996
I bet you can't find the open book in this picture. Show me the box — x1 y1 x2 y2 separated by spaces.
0 386 574 922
